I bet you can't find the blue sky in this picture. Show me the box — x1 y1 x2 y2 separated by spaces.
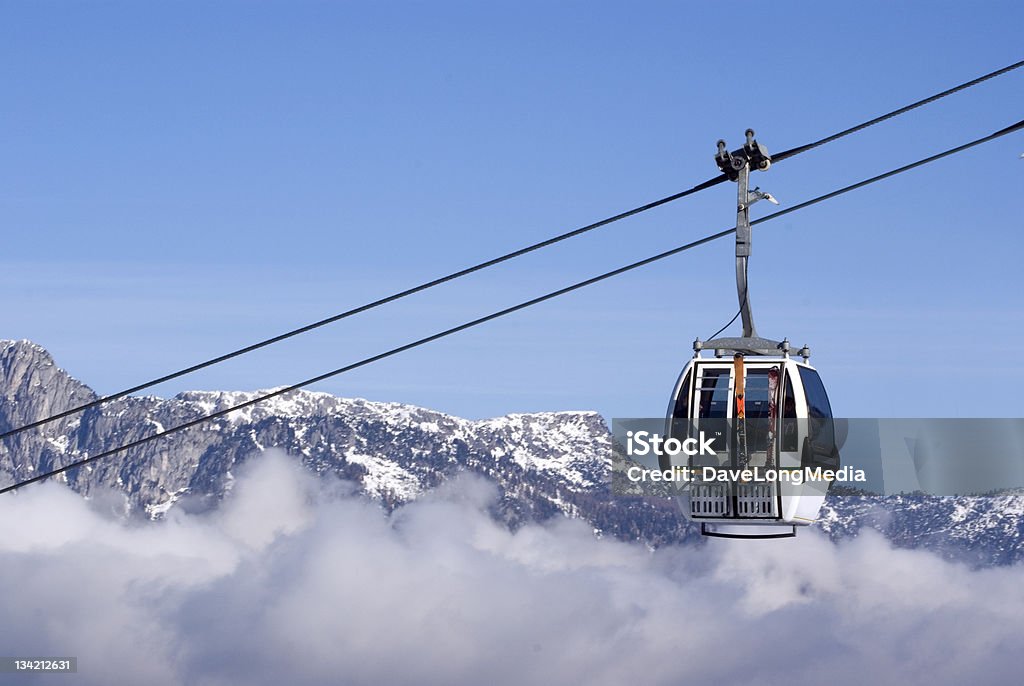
2 1 1023 420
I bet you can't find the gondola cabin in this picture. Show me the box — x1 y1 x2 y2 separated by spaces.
664 129 840 538
663 342 838 539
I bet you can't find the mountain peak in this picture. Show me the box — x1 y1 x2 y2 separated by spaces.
1 338 55 359
0 340 96 432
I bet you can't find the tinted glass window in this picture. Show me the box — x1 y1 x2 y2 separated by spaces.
782 376 797 419
672 370 691 420
781 375 798 452
743 369 771 419
741 369 772 453
698 368 730 419
798 367 833 419
797 366 838 468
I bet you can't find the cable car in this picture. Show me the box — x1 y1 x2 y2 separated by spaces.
662 131 839 539
663 341 838 538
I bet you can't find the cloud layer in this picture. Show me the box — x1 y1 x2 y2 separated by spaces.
1 451 1021 685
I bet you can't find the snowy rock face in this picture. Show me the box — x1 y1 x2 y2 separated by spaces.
0 340 677 539
2 340 1023 565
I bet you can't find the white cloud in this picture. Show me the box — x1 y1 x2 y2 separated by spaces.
1 450 1021 685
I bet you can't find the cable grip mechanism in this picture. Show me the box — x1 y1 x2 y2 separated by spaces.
714 130 774 338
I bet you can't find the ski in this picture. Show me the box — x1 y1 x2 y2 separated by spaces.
733 354 748 469
766 366 779 468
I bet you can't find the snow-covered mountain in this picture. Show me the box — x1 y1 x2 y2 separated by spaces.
2 339 1023 564
0 339 692 544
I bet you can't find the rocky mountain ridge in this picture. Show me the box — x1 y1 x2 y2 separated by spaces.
3 339 1023 565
